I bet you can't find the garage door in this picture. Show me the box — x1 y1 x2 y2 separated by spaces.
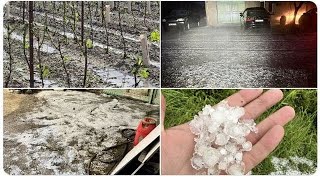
217 1 245 24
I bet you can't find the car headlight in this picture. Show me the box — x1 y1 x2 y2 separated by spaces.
162 19 166 22
177 18 185 22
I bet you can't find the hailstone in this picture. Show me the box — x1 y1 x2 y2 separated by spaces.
227 163 245 175
215 133 230 146
189 100 257 175
242 141 253 151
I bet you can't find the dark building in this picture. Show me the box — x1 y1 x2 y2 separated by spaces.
205 1 316 26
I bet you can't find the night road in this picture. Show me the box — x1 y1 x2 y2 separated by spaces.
161 26 317 88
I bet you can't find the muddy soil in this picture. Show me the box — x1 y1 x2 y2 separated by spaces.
9 6 160 57
4 22 159 88
3 90 159 175
3 19 159 88
4 1 160 88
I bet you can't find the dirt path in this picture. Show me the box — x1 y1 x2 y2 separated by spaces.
3 90 45 175
4 90 43 134
4 89 27 116
3 90 159 175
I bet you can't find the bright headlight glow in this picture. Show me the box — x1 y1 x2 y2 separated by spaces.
177 18 185 22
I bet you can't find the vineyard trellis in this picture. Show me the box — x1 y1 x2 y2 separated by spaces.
3 1 160 88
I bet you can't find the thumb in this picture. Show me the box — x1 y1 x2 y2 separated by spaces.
161 95 166 132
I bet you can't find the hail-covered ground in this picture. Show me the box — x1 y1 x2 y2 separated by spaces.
161 26 316 88
269 156 316 175
4 1 160 88
3 90 159 175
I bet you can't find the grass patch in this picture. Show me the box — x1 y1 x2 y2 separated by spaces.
162 89 317 175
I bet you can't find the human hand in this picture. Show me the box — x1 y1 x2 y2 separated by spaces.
161 89 295 175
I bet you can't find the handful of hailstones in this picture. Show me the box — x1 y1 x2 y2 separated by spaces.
189 100 258 175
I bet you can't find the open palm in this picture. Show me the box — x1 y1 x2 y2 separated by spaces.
161 89 295 175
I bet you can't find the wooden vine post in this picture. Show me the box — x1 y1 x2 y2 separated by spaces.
6 2 10 19
127 1 131 13
105 5 111 23
103 5 111 54
140 34 150 66
147 1 151 14
110 1 114 9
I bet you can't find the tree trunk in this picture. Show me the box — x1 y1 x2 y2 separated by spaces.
63 2 66 40
29 1 34 88
95 1 99 17
52 2 55 20
22 2 25 22
37 35 44 88
81 1 84 46
149 89 157 104
88 3 93 42
83 42 88 87
101 1 104 24
293 2 304 25
118 4 126 58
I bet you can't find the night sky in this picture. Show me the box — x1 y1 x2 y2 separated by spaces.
161 1 206 17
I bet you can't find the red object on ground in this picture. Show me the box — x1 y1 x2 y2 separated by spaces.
133 117 156 146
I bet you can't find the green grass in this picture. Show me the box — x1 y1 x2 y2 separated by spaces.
103 89 160 104
162 89 317 175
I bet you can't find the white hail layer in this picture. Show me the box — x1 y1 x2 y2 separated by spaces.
189 100 257 175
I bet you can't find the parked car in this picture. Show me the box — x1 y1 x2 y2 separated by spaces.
162 9 199 31
299 8 317 32
240 7 271 29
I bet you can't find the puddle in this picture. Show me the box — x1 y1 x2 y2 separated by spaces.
150 61 160 68
92 41 123 55
17 71 60 88
4 28 56 54
58 31 124 55
34 76 59 88
90 66 142 88
83 23 159 48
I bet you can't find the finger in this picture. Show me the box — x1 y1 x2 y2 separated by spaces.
243 125 285 173
161 95 166 132
226 89 263 107
247 106 295 145
242 89 284 120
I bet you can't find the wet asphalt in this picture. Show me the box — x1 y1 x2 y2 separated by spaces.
161 26 317 88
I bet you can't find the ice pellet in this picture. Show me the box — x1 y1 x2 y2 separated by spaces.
189 100 257 175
